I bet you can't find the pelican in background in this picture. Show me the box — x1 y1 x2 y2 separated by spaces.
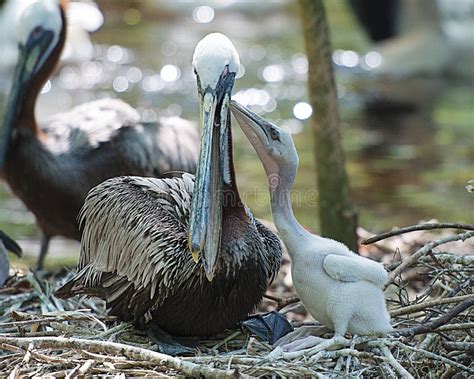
0 0 103 72
0 0 199 269
56 33 282 341
231 101 392 350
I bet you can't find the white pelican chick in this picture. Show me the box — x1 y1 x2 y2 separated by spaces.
231 101 392 350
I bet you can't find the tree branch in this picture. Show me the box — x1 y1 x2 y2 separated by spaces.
390 296 474 338
0 336 243 378
390 294 473 317
362 223 474 245
264 294 301 311
385 231 474 289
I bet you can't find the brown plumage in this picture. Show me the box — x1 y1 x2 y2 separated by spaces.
56 174 281 336
0 1 199 269
56 33 282 337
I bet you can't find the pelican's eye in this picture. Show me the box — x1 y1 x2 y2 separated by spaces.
31 26 43 39
222 65 229 77
270 128 280 141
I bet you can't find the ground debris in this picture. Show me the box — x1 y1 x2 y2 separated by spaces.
0 223 472 377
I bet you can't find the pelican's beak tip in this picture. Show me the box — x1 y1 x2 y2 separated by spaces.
189 238 204 263
191 249 200 263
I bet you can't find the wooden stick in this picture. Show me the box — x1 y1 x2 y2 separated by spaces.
378 345 413 379
435 322 474 332
390 296 474 338
264 294 300 310
387 340 474 374
390 294 473 316
385 231 474 289
362 223 474 245
65 359 95 379
0 336 244 378
442 341 474 352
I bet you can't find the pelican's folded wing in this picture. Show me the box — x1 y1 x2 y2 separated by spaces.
323 254 387 288
56 174 195 306
42 99 199 176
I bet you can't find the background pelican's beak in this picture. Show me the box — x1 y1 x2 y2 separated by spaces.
0 29 54 170
189 90 231 281
0 230 22 258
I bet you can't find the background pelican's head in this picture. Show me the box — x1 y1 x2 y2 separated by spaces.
189 33 240 281
16 0 63 77
0 0 64 170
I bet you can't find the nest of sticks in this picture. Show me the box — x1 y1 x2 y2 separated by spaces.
0 222 473 377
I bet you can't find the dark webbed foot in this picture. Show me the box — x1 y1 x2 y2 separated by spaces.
146 323 198 356
242 311 293 344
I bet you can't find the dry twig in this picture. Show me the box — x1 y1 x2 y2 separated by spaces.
264 294 301 310
391 296 474 337
385 231 474 289
362 223 474 245
390 294 473 317
0 336 242 378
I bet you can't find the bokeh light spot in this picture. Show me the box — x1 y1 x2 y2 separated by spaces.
193 6 215 23
160 64 180 83
113 76 129 93
142 75 165 92
341 50 359 67
262 64 284 82
107 45 124 63
127 67 143 83
291 53 308 74
365 51 383 69
293 102 312 120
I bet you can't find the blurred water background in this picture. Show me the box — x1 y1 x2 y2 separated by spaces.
0 0 472 266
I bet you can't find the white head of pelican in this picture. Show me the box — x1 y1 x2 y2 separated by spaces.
189 33 240 281
16 0 63 71
0 0 63 169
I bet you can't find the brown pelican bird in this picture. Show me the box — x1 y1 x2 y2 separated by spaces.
56 33 282 339
231 102 392 352
0 0 199 269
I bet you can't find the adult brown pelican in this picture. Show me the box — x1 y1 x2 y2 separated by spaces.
0 0 199 269
56 33 282 339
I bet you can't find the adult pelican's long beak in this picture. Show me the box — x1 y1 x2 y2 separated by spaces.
189 86 232 281
0 29 54 170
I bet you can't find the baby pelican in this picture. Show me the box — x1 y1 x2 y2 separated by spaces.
231 101 392 349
